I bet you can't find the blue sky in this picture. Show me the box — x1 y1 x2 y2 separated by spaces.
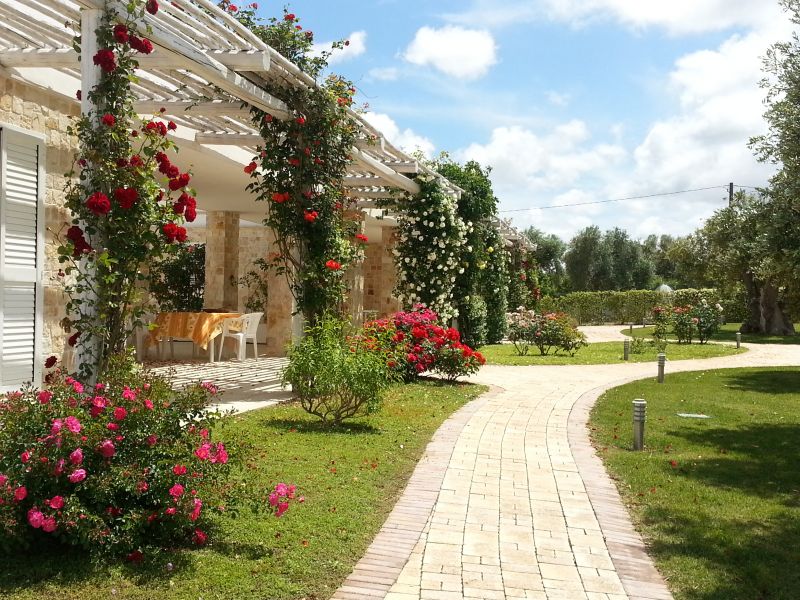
254 0 789 241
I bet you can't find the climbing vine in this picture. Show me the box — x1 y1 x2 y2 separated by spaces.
391 177 469 322
228 3 365 326
60 0 195 378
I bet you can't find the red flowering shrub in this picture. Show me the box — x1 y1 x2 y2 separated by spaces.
672 305 694 344
360 305 484 382
0 356 296 556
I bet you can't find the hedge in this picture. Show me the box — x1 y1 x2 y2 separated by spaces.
538 289 745 325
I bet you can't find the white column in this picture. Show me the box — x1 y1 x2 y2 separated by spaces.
75 8 102 378
81 10 101 115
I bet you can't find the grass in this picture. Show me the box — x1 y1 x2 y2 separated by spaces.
480 341 745 366
590 368 800 600
623 322 800 345
0 381 485 600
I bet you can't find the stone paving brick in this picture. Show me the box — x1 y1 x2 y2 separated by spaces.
334 331 800 599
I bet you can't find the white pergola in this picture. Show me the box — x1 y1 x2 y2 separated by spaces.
494 218 534 250
0 0 466 210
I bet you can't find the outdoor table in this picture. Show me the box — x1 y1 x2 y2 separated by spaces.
147 311 241 362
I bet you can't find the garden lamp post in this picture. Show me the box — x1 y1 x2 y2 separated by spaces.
633 399 647 450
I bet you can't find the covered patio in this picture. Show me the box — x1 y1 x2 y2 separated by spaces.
0 0 464 370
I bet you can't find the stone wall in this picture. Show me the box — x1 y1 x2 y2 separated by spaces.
0 74 79 361
363 226 402 317
188 222 292 356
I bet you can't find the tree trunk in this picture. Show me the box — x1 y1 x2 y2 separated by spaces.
759 282 795 335
738 273 795 335
739 271 763 333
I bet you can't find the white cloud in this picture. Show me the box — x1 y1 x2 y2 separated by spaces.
630 31 776 192
449 7 789 241
459 122 625 191
363 112 436 158
445 0 784 36
403 26 498 80
367 67 399 81
312 30 367 65
546 90 571 107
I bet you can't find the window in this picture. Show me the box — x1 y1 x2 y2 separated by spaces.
0 125 45 391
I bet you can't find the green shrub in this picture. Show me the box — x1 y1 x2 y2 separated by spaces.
539 288 735 325
672 306 695 344
692 300 724 344
459 295 488 348
629 336 646 354
149 243 206 312
482 237 509 344
283 317 389 425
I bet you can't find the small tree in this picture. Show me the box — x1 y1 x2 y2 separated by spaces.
746 0 800 333
232 5 364 327
149 243 205 312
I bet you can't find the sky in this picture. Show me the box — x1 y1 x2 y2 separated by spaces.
253 0 792 242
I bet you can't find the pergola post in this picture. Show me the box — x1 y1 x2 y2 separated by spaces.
203 211 240 311
74 8 102 378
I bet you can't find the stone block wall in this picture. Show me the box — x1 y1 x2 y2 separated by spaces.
1 75 79 361
188 222 291 356
363 226 402 317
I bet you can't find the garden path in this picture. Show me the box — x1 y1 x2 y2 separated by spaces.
333 333 800 600
579 325 630 343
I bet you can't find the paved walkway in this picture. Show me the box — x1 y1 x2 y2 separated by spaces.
333 335 800 600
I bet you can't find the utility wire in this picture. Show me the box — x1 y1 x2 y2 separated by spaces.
498 185 729 212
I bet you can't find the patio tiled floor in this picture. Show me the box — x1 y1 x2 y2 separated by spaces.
147 356 291 413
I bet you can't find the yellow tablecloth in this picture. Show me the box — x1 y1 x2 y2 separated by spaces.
147 312 241 350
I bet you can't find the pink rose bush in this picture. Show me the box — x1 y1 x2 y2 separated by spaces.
506 309 587 356
359 305 485 381
0 356 298 556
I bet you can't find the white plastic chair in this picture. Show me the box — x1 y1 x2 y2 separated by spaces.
217 312 263 361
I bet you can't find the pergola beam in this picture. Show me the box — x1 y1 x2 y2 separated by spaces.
382 161 419 174
351 148 420 195
343 176 384 187
346 189 405 200
354 136 385 153
0 48 271 72
135 100 251 118
194 132 261 145
75 0 289 119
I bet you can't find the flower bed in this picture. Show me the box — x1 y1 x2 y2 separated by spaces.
0 356 294 558
360 305 485 381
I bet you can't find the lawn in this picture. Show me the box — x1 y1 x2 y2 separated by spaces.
590 368 800 600
0 381 485 600
480 341 745 365
623 322 800 345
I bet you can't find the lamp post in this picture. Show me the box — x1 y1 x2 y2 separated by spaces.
633 399 646 451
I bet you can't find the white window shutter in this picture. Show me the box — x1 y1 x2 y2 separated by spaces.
0 126 45 391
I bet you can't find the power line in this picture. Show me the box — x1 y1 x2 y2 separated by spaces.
498 185 728 212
